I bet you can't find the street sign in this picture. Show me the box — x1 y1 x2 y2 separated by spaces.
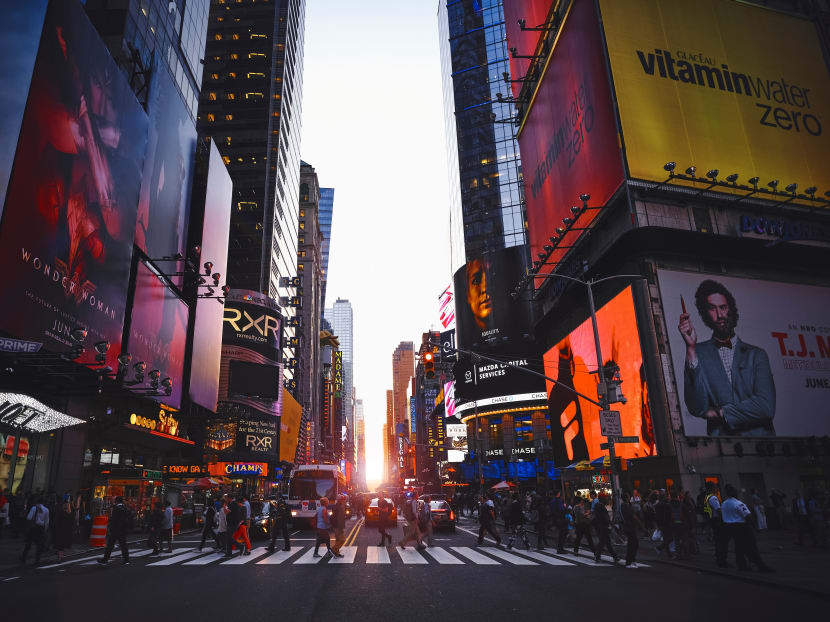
600 435 639 449
599 410 622 437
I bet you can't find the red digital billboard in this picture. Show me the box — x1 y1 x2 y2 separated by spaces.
503 0 553 99
127 262 188 409
543 286 656 464
0 0 148 369
517 0 624 277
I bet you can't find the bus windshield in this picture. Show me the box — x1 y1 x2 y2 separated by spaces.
289 477 337 500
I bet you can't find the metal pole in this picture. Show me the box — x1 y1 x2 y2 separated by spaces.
474 400 482 495
586 281 619 518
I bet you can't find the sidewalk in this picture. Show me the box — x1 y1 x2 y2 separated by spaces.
0 527 201 572
471 514 830 598
635 528 830 598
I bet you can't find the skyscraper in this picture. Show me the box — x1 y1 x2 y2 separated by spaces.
324 299 354 437
354 397 365 487
198 0 306 382
318 187 334 310
296 161 323 463
392 342 414 438
438 0 527 269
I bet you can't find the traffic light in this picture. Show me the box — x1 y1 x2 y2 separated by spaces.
424 351 435 379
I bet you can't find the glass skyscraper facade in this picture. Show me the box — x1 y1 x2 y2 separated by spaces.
318 187 334 310
438 0 527 270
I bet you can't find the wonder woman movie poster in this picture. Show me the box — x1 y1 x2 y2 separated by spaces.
135 55 197 279
0 0 148 369
544 286 656 463
127 262 188 409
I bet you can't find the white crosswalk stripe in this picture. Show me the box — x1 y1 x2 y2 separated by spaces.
365 546 390 564
480 547 539 565
449 547 500 565
147 549 200 566
183 552 226 565
256 549 301 565
220 547 269 564
328 546 357 564
294 547 326 564
396 546 429 564
424 547 463 564
508 550 575 566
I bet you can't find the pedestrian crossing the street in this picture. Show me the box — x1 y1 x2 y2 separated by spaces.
35 544 649 570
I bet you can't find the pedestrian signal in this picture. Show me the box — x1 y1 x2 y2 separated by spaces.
424 351 435 379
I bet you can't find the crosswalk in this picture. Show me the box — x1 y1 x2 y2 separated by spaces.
37 544 649 570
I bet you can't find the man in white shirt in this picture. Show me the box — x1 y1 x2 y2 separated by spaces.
19 497 49 565
721 485 774 573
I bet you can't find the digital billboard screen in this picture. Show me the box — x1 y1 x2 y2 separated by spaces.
659 270 830 437
219 289 282 416
600 0 830 201
135 56 197 281
453 246 532 351
503 0 553 99
127 262 188 409
543 286 656 463
188 141 232 411
0 0 148 369
517 0 624 276
229 360 280 400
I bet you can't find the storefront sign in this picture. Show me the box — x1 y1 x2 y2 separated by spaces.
333 351 343 394
739 214 830 244
485 447 504 458
162 464 207 476
129 409 179 437
209 462 268 477
511 442 537 458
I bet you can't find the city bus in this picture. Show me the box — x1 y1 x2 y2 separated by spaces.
287 464 346 525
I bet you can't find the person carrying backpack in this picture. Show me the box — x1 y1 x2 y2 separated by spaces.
419 496 434 546
476 494 502 546
551 491 568 553
97 496 131 565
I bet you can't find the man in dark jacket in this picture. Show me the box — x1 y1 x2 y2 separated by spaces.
148 501 164 555
551 491 568 553
592 496 620 564
330 495 347 558
266 496 291 552
572 497 595 556
477 495 502 546
98 497 131 565
506 493 529 550
621 493 643 568
198 502 217 552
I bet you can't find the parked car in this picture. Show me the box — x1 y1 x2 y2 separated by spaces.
364 497 398 527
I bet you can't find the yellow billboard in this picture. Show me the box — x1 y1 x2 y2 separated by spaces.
279 387 302 463
600 0 830 201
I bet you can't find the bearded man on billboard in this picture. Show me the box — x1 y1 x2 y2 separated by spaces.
678 280 776 436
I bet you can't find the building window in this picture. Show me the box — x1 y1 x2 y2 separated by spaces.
206 113 215 122
210 73 219 80
208 92 217 101
298 236 305 245
299 222 305 230
299 210 305 218
238 201 258 211
231 33 239 40
251 33 267 39
228 72 236 78
226 93 235 100
246 92 264 99
249 52 266 59
224 113 233 120
214 33 222 40
247 72 265 79
298 263 304 271
298 250 306 258
230 53 238 60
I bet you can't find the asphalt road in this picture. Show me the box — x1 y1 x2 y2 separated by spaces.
3 515 825 620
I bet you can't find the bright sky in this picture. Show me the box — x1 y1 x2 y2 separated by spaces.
301 2 451 487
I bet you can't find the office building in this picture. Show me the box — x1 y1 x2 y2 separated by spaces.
355 397 366 487
295 161 324 463
318 187 335 310
391 342 415 438
324 299 354 435
438 0 527 271
198 0 307 383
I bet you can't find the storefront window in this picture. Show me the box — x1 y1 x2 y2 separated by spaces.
514 414 533 443
488 418 502 447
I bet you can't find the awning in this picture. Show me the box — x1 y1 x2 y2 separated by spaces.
0 393 85 432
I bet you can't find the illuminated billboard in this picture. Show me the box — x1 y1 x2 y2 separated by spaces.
0 0 148 369
453 246 532 350
127 262 188 409
446 422 468 463
188 142 232 411
543 286 656 463
659 270 830 437
438 283 456 331
219 290 282 416
517 0 625 273
135 56 197 274
600 0 830 199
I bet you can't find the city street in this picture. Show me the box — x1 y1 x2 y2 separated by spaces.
3 515 825 620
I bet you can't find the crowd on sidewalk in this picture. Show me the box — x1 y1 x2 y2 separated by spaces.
445 483 829 571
